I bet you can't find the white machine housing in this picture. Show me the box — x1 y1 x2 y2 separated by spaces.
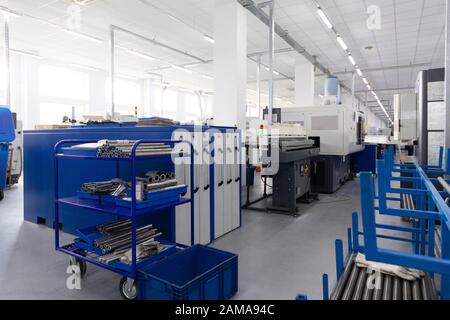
393 93 417 142
7 120 23 185
281 105 364 156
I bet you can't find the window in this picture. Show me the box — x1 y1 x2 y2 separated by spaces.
39 65 88 100
39 103 87 125
106 78 142 115
246 102 259 118
161 89 177 119
185 93 201 121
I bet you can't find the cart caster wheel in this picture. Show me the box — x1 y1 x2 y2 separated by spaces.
0 189 4 201
120 277 137 300
69 258 87 278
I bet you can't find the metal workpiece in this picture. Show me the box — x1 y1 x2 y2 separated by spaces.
362 269 375 300
372 273 384 300
82 179 127 195
331 256 355 300
420 277 431 300
352 268 368 300
402 280 412 300
412 280 422 300
382 275 393 300
392 277 402 300
97 141 173 158
424 275 439 300
341 265 361 300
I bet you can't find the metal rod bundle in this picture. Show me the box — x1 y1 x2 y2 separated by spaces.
81 179 127 195
96 141 173 158
96 219 132 235
94 224 154 247
331 256 439 300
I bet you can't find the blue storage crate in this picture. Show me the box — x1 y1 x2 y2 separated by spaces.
137 245 238 300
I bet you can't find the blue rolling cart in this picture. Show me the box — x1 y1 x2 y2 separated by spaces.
0 107 15 201
54 139 194 299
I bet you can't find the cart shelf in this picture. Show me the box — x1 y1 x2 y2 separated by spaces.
55 153 186 162
58 242 177 278
57 196 191 218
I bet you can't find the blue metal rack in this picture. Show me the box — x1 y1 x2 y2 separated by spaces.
314 146 450 300
54 139 195 283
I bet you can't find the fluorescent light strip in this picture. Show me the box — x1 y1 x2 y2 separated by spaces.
70 64 100 72
348 55 356 66
317 7 333 29
0 8 21 18
356 68 362 77
61 29 103 44
366 84 371 90
203 35 215 44
127 49 155 61
10 49 42 59
172 65 192 73
336 35 348 51
202 74 213 80
168 14 182 23
273 70 280 76
362 78 369 85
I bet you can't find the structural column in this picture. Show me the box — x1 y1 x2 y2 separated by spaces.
213 0 247 129
295 56 315 107
445 0 450 151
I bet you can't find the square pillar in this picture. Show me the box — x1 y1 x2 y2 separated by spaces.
295 57 315 107
213 0 247 129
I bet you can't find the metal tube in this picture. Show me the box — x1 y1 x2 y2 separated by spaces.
268 0 274 125
382 275 393 300
341 265 360 300
352 268 368 300
402 280 412 300
393 277 402 300
331 256 355 300
425 274 439 300
412 280 422 300
438 177 450 194
372 272 384 300
110 25 115 117
362 269 374 300
257 55 261 119
4 16 11 108
421 277 431 300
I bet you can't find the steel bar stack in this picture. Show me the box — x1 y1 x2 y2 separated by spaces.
97 141 174 158
81 179 128 195
330 256 439 300
95 220 164 263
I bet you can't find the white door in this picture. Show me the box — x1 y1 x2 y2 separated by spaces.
213 132 225 239
199 132 212 244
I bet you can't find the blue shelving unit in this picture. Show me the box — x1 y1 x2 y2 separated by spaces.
54 139 194 296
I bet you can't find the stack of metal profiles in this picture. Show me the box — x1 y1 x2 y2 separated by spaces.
138 171 178 192
93 220 163 264
81 179 128 196
96 141 173 158
331 255 439 300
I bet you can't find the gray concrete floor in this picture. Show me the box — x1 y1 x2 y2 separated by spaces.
0 177 404 300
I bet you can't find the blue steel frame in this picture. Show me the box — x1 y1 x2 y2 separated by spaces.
357 145 450 299
54 139 195 280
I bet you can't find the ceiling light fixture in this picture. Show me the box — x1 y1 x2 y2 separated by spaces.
348 54 356 66
273 70 280 75
127 49 155 61
203 35 215 44
336 35 348 51
10 49 42 59
362 78 369 85
0 7 21 18
172 65 192 73
61 29 103 44
70 63 100 72
366 84 371 90
356 68 362 77
167 14 182 23
202 74 213 80
317 6 333 29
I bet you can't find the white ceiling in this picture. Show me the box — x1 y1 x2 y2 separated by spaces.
0 0 447 118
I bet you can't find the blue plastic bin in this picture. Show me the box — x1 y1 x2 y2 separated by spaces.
0 144 8 190
0 107 15 194
137 245 238 300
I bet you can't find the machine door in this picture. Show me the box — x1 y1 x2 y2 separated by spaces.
213 132 225 239
199 132 211 244
231 132 241 230
174 131 192 246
